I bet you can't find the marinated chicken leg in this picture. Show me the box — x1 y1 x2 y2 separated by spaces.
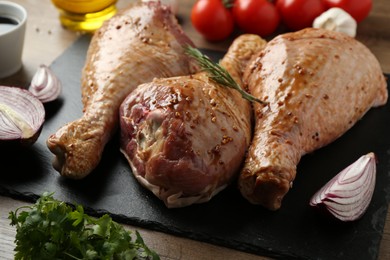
239 28 388 210
119 35 266 207
47 1 198 179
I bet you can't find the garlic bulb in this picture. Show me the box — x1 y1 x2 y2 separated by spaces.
313 7 357 37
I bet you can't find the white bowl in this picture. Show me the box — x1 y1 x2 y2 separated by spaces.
0 1 27 79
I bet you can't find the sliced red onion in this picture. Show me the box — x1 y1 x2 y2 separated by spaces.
310 152 377 221
0 86 45 144
28 65 61 103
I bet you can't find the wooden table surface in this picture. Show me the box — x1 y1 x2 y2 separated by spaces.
1 0 389 259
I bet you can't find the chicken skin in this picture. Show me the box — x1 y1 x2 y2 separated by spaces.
119 35 266 207
239 28 388 210
47 1 198 179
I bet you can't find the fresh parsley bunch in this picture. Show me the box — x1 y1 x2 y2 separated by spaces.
8 192 160 260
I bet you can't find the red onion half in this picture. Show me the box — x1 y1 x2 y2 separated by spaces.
310 152 377 221
28 65 61 103
0 86 45 144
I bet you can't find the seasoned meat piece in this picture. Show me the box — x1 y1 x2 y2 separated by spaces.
46 1 198 179
239 28 388 210
119 35 266 207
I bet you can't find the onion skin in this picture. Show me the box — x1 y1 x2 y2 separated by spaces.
0 86 45 145
28 65 62 103
310 152 377 222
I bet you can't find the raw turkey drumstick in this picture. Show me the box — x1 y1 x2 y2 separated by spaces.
119 34 267 207
47 1 198 179
239 28 388 210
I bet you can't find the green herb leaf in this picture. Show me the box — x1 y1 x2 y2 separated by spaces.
185 46 267 105
9 193 160 260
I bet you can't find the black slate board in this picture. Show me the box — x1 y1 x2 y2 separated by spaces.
1 35 390 260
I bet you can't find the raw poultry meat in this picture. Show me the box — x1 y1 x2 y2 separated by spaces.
119 34 266 207
47 1 198 179
239 28 388 210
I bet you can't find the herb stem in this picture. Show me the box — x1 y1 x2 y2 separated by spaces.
185 46 267 105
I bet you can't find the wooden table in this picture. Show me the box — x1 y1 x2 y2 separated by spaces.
1 0 389 259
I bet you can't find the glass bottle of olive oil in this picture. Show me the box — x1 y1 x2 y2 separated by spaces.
51 0 117 33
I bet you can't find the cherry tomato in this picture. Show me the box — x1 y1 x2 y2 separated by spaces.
232 0 280 37
322 0 372 23
276 0 326 31
191 0 234 41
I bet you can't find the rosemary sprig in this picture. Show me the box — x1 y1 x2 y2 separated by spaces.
185 46 267 105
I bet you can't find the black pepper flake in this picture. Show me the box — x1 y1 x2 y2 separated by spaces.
210 145 221 155
257 111 264 119
270 130 282 136
141 37 149 43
